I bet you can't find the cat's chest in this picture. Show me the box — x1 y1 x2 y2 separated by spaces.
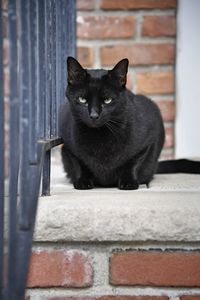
75 135 130 167
70 125 134 170
85 141 117 160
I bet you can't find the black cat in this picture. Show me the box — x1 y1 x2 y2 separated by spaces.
59 57 200 190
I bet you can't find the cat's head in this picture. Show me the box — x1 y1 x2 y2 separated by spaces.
66 57 129 128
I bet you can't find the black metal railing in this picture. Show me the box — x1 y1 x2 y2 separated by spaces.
0 0 76 299
0 0 4 297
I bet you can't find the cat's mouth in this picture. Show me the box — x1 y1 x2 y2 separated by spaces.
89 120 103 128
86 118 106 128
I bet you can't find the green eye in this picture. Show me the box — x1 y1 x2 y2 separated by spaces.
104 98 112 104
78 97 87 104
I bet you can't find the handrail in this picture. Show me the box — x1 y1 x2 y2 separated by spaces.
0 0 5 295
0 0 76 299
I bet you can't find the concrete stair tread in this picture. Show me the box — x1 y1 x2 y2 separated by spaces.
34 162 200 243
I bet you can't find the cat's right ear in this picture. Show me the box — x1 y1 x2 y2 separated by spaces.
108 58 129 88
67 57 87 85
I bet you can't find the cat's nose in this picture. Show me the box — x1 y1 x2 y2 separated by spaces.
90 109 99 120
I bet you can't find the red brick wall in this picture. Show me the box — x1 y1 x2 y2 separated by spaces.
26 248 200 299
3 0 177 167
110 251 200 286
77 0 177 159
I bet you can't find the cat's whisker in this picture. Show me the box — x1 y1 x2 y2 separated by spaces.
105 122 119 141
111 118 123 123
74 115 84 124
109 121 121 132
109 121 123 133
109 119 124 127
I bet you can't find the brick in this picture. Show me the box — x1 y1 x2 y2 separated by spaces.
4 101 10 123
159 148 174 160
126 73 133 90
2 0 8 10
164 125 174 148
156 100 175 122
4 126 9 149
110 251 200 286
3 40 9 65
4 156 9 178
48 297 169 300
142 16 176 37
3 13 8 37
181 297 200 300
4 68 9 96
100 44 175 66
4 126 10 150
77 46 94 67
77 16 135 39
136 71 174 94
27 250 93 288
101 0 177 10
77 0 95 10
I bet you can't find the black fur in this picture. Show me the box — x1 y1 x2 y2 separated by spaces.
59 57 165 190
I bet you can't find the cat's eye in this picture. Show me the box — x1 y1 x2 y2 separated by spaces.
78 97 87 104
104 98 112 104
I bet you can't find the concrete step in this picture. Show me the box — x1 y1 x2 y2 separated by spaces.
34 160 200 243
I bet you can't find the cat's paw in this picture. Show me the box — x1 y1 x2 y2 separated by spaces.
118 178 139 190
74 178 94 190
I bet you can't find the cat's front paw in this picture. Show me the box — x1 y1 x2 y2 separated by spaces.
118 178 139 190
74 178 94 190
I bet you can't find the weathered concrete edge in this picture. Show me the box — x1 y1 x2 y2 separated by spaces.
34 191 200 243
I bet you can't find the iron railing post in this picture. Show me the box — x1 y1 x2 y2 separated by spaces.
1 0 76 298
7 0 19 298
0 0 4 296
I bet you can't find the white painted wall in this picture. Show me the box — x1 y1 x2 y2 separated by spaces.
176 0 200 158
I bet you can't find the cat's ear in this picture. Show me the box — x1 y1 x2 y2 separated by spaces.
108 58 129 88
67 57 87 85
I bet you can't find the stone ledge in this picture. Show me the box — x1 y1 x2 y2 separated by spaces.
34 163 200 243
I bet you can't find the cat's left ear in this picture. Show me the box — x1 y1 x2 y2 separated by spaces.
108 58 129 88
67 56 87 85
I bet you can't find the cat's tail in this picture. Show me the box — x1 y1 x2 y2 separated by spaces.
156 159 200 174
